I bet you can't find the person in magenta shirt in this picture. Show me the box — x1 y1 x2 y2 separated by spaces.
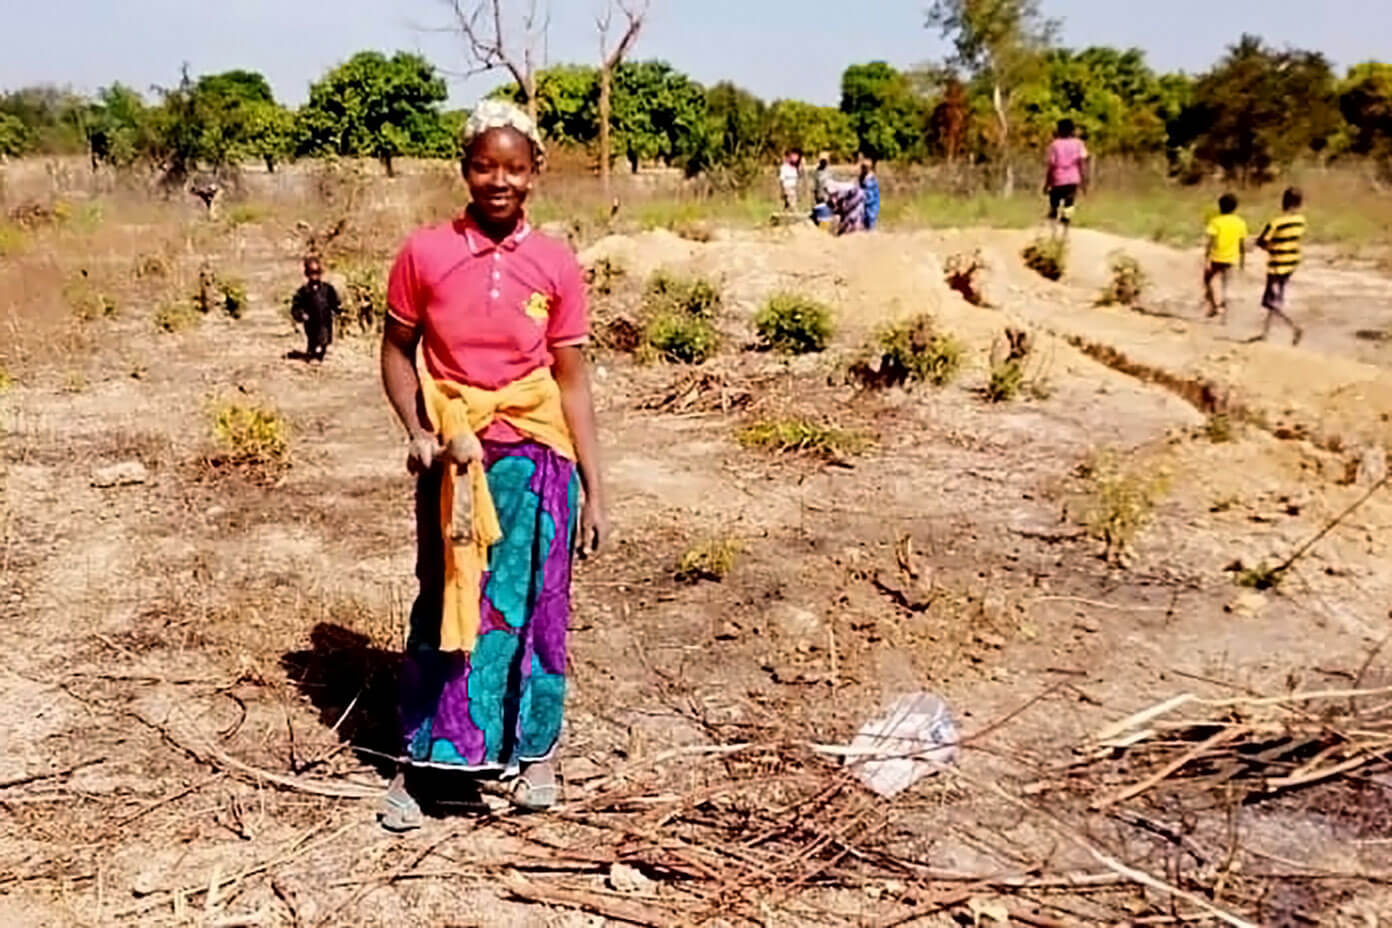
1044 118 1089 231
378 100 607 826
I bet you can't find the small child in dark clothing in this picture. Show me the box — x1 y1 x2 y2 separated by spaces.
291 257 341 362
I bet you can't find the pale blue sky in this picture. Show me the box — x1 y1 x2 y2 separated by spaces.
2 0 1388 107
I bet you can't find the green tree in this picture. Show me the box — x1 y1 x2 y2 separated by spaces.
839 62 927 160
1181 35 1340 181
1341 62 1392 156
611 60 707 171
242 101 297 172
926 0 1057 194
0 86 89 155
86 82 151 170
0 113 29 158
298 51 449 176
765 100 858 160
496 65 600 144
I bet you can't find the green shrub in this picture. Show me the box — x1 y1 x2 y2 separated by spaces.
0 221 27 257
154 301 201 333
1077 450 1169 562
754 293 833 354
219 277 248 319
1097 252 1147 307
644 270 722 320
986 359 1025 403
737 417 870 459
645 311 719 364
1022 237 1067 281
852 314 963 388
212 401 290 468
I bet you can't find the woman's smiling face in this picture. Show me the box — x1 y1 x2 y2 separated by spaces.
464 127 535 227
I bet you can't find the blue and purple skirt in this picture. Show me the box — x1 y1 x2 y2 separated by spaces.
399 440 578 773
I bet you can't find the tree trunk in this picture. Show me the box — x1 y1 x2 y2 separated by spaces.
599 66 613 196
264 154 276 174
382 153 395 178
992 82 1013 198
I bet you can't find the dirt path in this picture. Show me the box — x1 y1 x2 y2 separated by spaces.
3 202 1391 925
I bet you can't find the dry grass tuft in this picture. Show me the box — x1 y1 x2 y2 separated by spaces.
677 536 743 582
154 300 201 333
737 417 870 460
944 250 989 306
1074 448 1170 562
210 399 291 472
1022 236 1067 281
1096 252 1148 307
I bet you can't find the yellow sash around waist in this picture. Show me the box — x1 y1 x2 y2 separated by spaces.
419 361 575 653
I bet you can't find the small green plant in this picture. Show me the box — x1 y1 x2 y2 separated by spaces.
0 367 12 392
645 311 719 364
219 277 248 319
1077 450 1170 562
644 270 722 320
986 359 1025 403
1204 413 1235 443
754 293 833 354
154 301 201 333
737 417 870 459
1237 562 1283 591
585 256 627 297
1022 236 1067 281
677 536 743 582
344 265 387 332
944 251 989 306
212 401 290 469
852 314 964 388
1097 252 1147 307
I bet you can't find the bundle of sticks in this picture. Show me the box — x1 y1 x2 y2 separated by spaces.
1056 685 1392 810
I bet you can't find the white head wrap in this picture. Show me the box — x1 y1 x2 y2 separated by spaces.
462 99 545 165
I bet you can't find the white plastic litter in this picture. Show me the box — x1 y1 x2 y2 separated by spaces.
843 692 959 798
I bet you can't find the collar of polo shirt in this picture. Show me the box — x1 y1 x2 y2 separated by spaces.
456 212 532 256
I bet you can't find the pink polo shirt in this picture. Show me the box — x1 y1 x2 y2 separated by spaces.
387 214 588 390
1046 137 1088 188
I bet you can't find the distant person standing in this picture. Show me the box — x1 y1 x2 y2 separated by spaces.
811 152 834 227
290 256 342 362
860 160 881 231
1203 193 1247 322
1044 119 1089 231
1255 187 1308 345
779 149 803 211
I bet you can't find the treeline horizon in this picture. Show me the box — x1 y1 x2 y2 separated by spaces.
2 27 1391 188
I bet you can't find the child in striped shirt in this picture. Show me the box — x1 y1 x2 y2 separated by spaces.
1255 187 1308 346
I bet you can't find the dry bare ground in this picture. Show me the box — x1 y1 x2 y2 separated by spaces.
3 160 1392 926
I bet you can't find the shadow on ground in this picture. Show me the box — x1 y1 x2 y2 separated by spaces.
281 622 401 778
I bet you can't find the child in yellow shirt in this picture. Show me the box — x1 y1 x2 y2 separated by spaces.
1204 193 1247 321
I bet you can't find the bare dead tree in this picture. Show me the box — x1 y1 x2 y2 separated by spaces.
444 0 550 124
596 0 649 196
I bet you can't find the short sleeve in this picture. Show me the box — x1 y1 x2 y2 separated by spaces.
1205 217 1219 238
386 237 425 328
548 250 589 347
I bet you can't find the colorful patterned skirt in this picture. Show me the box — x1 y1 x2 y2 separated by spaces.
399 440 578 773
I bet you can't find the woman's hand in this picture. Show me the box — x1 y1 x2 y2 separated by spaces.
576 494 609 557
406 430 443 474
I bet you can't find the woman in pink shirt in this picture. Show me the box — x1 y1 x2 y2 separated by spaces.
378 101 607 825
1044 118 1089 230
